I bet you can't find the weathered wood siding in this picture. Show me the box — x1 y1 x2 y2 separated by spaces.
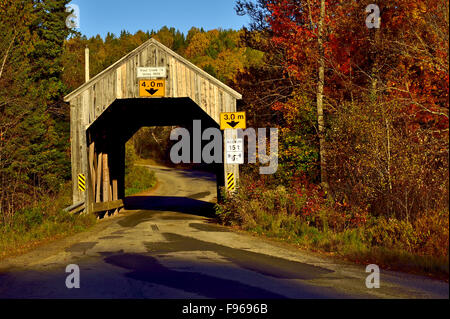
65 39 241 127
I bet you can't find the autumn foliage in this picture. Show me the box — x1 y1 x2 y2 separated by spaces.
225 0 449 268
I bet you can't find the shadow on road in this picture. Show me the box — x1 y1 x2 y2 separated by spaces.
103 253 287 299
124 196 216 218
174 169 217 182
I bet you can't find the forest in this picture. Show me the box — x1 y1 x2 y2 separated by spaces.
0 0 448 276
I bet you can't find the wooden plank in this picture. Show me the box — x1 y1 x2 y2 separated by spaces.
83 90 92 124
65 41 157 102
225 92 230 113
79 95 88 204
201 78 206 112
230 95 236 112
93 146 98 176
198 76 203 108
209 83 213 120
107 74 112 105
108 73 114 105
207 80 211 116
140 49 147 67
159 50 166 68
91 199 124 214
195 74 202 107
219 90 225 114
100 80 105 111
147 45 155 67
202 77 208 112
214 85 219 123
102 153 110 202
132 55 138 98
70 102 78 203
118 143 126 199
186 67 192 100
88 142 95 198
94 84 100 118
111 179 119 214
153 46 158 65
126 59 132 98
96 152 102 203
181 64 186 97
112 179 118 201
155 47 160 67
171 57 177 97
177 61 182 98
116 68 122 98
100 77 105 111
190 69 195 101
89 86 95 122
69 203 86 215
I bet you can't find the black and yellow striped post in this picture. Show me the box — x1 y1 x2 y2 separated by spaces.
227 172 236 192
78 173 86 192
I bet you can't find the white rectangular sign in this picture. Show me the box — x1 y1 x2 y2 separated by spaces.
225 139 244 164
137 67 166 79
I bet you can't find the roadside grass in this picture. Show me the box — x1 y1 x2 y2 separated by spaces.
125 165 157 196
0 183 96 260
216 186 449 281
226 212 449 280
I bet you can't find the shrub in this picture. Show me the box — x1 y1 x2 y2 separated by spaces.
125 166 156 196
0 183 96 259
413 210 449 257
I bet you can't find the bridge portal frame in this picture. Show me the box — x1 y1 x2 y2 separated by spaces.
64 39 242 214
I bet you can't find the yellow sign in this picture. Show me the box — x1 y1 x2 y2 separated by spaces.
227 173 236 192
139 80 165 97
220 112 246 130
78 174 86 192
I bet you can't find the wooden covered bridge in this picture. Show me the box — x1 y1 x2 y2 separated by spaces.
64 38 242 215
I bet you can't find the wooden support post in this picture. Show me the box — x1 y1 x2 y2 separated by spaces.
112 179 119 215
93 148 98 176
112 180 118 201
91 200 124 214
85 46 90 83
102 153 110 202
96 152 102 203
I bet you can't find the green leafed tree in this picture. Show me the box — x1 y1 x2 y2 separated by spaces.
0 0 71 224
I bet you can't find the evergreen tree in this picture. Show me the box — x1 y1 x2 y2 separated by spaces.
0 0 71 220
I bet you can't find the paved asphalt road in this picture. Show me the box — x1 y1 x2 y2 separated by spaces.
0 165 448 299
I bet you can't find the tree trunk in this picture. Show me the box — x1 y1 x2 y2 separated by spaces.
317 0 330 196
0 33 16 80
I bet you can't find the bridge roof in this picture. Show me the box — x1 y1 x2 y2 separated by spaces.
64 38 242 102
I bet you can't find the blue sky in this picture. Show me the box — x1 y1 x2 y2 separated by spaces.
68 0 250 38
